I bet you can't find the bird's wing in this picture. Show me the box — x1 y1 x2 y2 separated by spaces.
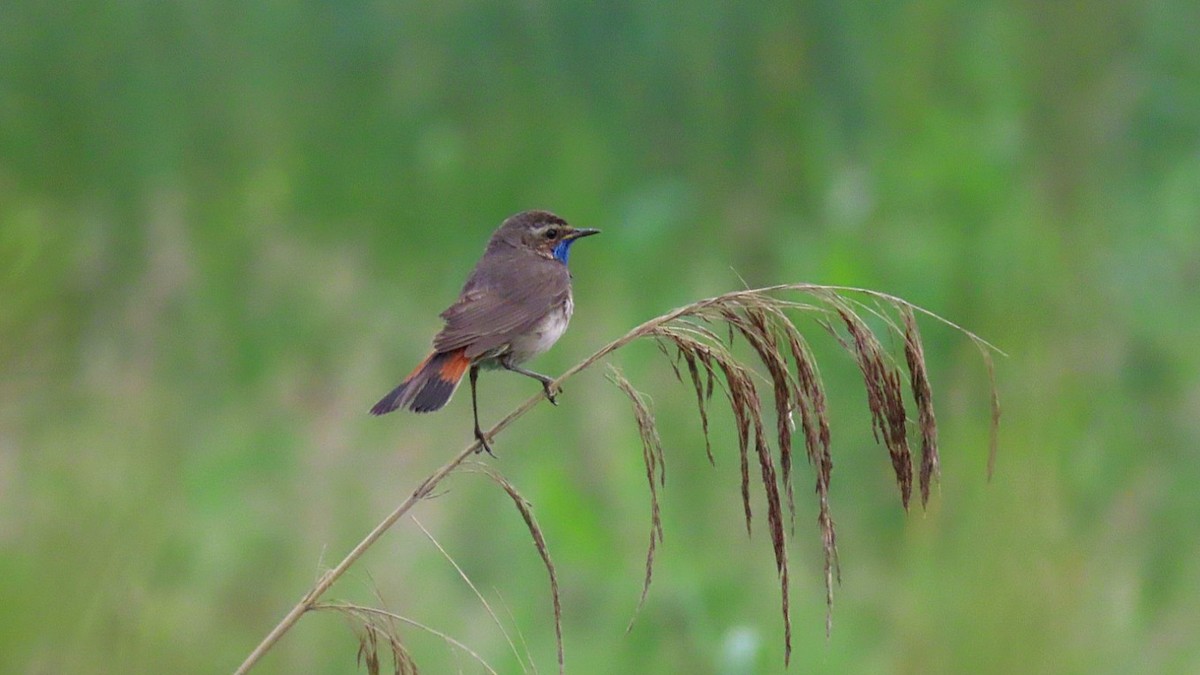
432 252 570 358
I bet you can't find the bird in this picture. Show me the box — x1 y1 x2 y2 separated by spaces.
370 210 600 455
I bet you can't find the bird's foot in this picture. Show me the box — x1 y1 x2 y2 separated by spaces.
474 428 496 457
541 380 561 406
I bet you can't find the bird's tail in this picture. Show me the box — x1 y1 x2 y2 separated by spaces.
370 348 471 415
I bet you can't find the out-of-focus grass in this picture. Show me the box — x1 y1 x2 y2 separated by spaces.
2 1 1199 673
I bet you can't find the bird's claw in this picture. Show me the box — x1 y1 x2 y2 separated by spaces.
542 381 561 405
474 429 496 457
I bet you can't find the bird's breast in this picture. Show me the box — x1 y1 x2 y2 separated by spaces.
506 295 573 363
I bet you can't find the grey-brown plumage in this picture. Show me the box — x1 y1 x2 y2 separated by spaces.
437 211 576 359
371 210 600 455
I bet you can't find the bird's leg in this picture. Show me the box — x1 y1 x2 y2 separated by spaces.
501 358 560 405
469 364 495 456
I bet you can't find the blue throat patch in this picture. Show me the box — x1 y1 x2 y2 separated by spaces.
552 239 576 265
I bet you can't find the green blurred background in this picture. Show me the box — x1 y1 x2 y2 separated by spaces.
3 1 1199 673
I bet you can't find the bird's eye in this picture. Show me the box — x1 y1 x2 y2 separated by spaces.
545 228 559 239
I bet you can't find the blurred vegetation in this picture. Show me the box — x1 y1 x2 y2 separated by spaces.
2 0 1199 673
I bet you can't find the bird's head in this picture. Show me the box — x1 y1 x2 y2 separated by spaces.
494 210 600 265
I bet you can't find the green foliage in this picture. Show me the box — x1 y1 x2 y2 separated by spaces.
3 0 1199 672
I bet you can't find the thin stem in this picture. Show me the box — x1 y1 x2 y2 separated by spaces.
412 516 530 673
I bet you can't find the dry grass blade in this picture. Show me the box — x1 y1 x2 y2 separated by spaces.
355 618 381 675
672 337 716 465
902 306 940 506
365 572 419 675
835 305 914 509
717 354 759 536
701 316 795 661
652 325 756 535
770 308 839 634
727 305 800 531
493 588 537 675
411 516 531 674
475 467 565 675
982 347 1001 480
607 366 665 632
747 390 793 664
321 602 491 675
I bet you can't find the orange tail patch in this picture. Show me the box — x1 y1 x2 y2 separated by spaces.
370 348 471 415
435 348 471 383
410 348 470 413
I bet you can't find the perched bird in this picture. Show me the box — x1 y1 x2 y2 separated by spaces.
370 210 600 455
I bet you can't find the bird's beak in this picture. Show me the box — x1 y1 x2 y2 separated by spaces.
567 227 601 240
